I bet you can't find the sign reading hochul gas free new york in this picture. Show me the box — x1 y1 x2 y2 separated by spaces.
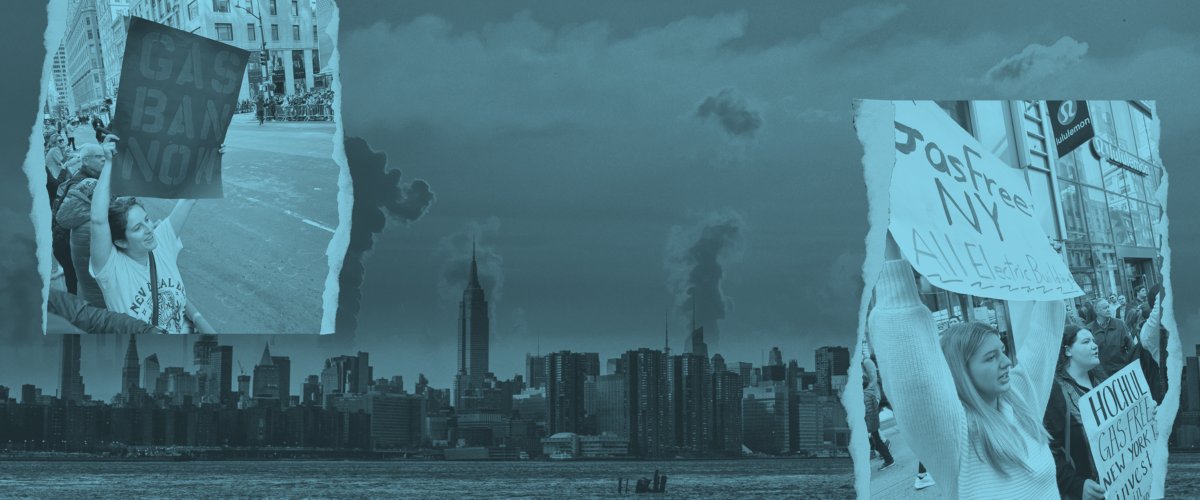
889 101 1083 301
109 17 249 198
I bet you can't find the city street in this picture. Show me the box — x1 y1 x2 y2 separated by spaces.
73 113 341 333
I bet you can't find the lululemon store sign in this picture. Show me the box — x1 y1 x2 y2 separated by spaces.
1047 100 1095 159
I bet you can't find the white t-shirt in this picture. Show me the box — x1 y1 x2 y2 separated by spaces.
91 221 189 333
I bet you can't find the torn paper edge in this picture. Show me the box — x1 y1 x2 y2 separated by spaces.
1149 103 1177 500
320 0 351 334
850 99 895 500
32 0 69 335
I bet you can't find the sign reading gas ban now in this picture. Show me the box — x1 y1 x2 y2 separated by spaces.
889 101 1083 301
109 17 249 199
1081 362 1157 500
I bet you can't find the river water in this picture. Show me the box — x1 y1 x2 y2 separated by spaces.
0 458 856 499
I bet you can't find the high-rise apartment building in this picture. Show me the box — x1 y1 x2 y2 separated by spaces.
59 334 85 404
815 347 850 397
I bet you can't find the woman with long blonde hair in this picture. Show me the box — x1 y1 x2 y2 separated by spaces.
869 233 1063 499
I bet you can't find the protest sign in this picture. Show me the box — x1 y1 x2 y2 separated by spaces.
1081 362 1157 500
108 17 249 199
889 101 1083 301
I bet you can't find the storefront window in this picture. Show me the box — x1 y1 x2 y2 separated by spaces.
1092 245 1119 297
1076 148 1105 188
1026 170 1058 239
1107 195 1134 246
1084 187 1113 244
1059 181 1087 242
1125 170 1146 202
1057 145 1080 182
1102 163 1125 196
1144 167 1160 199
1066 242 1093 269
1072 271 1098 300
1131 201 1153 248
935 101 972 135
1132 107 1153 160
1092 101 1116 144
1111 101 1137 153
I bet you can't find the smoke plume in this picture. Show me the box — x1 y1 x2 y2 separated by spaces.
330 136 436 346
664 210 747 352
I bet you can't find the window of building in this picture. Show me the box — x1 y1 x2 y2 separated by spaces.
1106 195 1134 246
216 23 233 41
248 23 256 41
270 0 277 15
86 17 90 25
934 100 973 136
188 1 198 20
1084 187 1113 244
293 25 300 41
1059 181 1087 243
1026 169 1059 240
93 74 99 82
313 25 318 42
213 0 230 13
87 30 93 39
271 24 279 40
292 0 298 16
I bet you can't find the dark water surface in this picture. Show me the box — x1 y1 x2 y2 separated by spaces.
0 458 856 499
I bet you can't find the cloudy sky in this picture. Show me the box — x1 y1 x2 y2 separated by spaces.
4 1 1200 400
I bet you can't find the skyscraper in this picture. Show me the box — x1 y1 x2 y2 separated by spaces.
547 351 588 435
272 355 292 408
623 348 674 457
142 354 160 397
768 347 783 366
120 335 144 406
208 344 234 408
253 344 281 402
712 369 742 453
815 347 851 397
59 334 84 404
672 353 712 453
684 327 709 358
455 245 490 408
526 354 547 389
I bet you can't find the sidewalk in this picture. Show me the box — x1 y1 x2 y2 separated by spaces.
869 409 945 499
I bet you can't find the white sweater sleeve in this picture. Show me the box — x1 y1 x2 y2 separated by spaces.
1010 300 1067 414
868 259 964 496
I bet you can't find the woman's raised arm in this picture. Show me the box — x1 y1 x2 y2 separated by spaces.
88 135 118 272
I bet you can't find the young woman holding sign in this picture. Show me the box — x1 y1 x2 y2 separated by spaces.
868 231 1063 500
1044 297 1162 500
88 134 219 334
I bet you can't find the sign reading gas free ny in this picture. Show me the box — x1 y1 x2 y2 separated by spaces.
889 101 1083 301
109 17 249 199
1081 362 1157 500
1048 100 1095 159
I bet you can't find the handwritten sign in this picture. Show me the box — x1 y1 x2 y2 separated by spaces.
1081 362 1157 500
889 101 1083 301
108 17 249 199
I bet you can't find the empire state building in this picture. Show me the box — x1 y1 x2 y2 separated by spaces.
454 245 490 409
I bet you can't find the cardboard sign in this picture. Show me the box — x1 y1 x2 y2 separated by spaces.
889 101 1083 301
108 17 249 199
1081 362 1157 500
1048 100 1095 159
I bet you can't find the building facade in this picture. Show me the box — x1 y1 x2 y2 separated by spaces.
52 42 75 116
455 248 490 408
65 0 109 115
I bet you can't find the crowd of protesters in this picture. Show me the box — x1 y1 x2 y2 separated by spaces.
866 232 1167 500
253 88 334 124
43 114 221 335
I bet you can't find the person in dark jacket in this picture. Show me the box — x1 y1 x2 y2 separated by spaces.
48 289 164 334
1085 298 1133 376
1045 301 1161 500
54 143 107 308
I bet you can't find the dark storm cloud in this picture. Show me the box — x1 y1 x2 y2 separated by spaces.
436 218 504 304
665 210 746 352
984 36 1088 84
332 137 436 342
696 88 763 138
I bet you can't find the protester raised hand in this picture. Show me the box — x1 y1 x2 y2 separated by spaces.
1081 479 1106 500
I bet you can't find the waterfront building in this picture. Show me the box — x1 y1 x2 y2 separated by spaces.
60 334 85 404
742 381 789 455
622 348 673 457
814 347 850 397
